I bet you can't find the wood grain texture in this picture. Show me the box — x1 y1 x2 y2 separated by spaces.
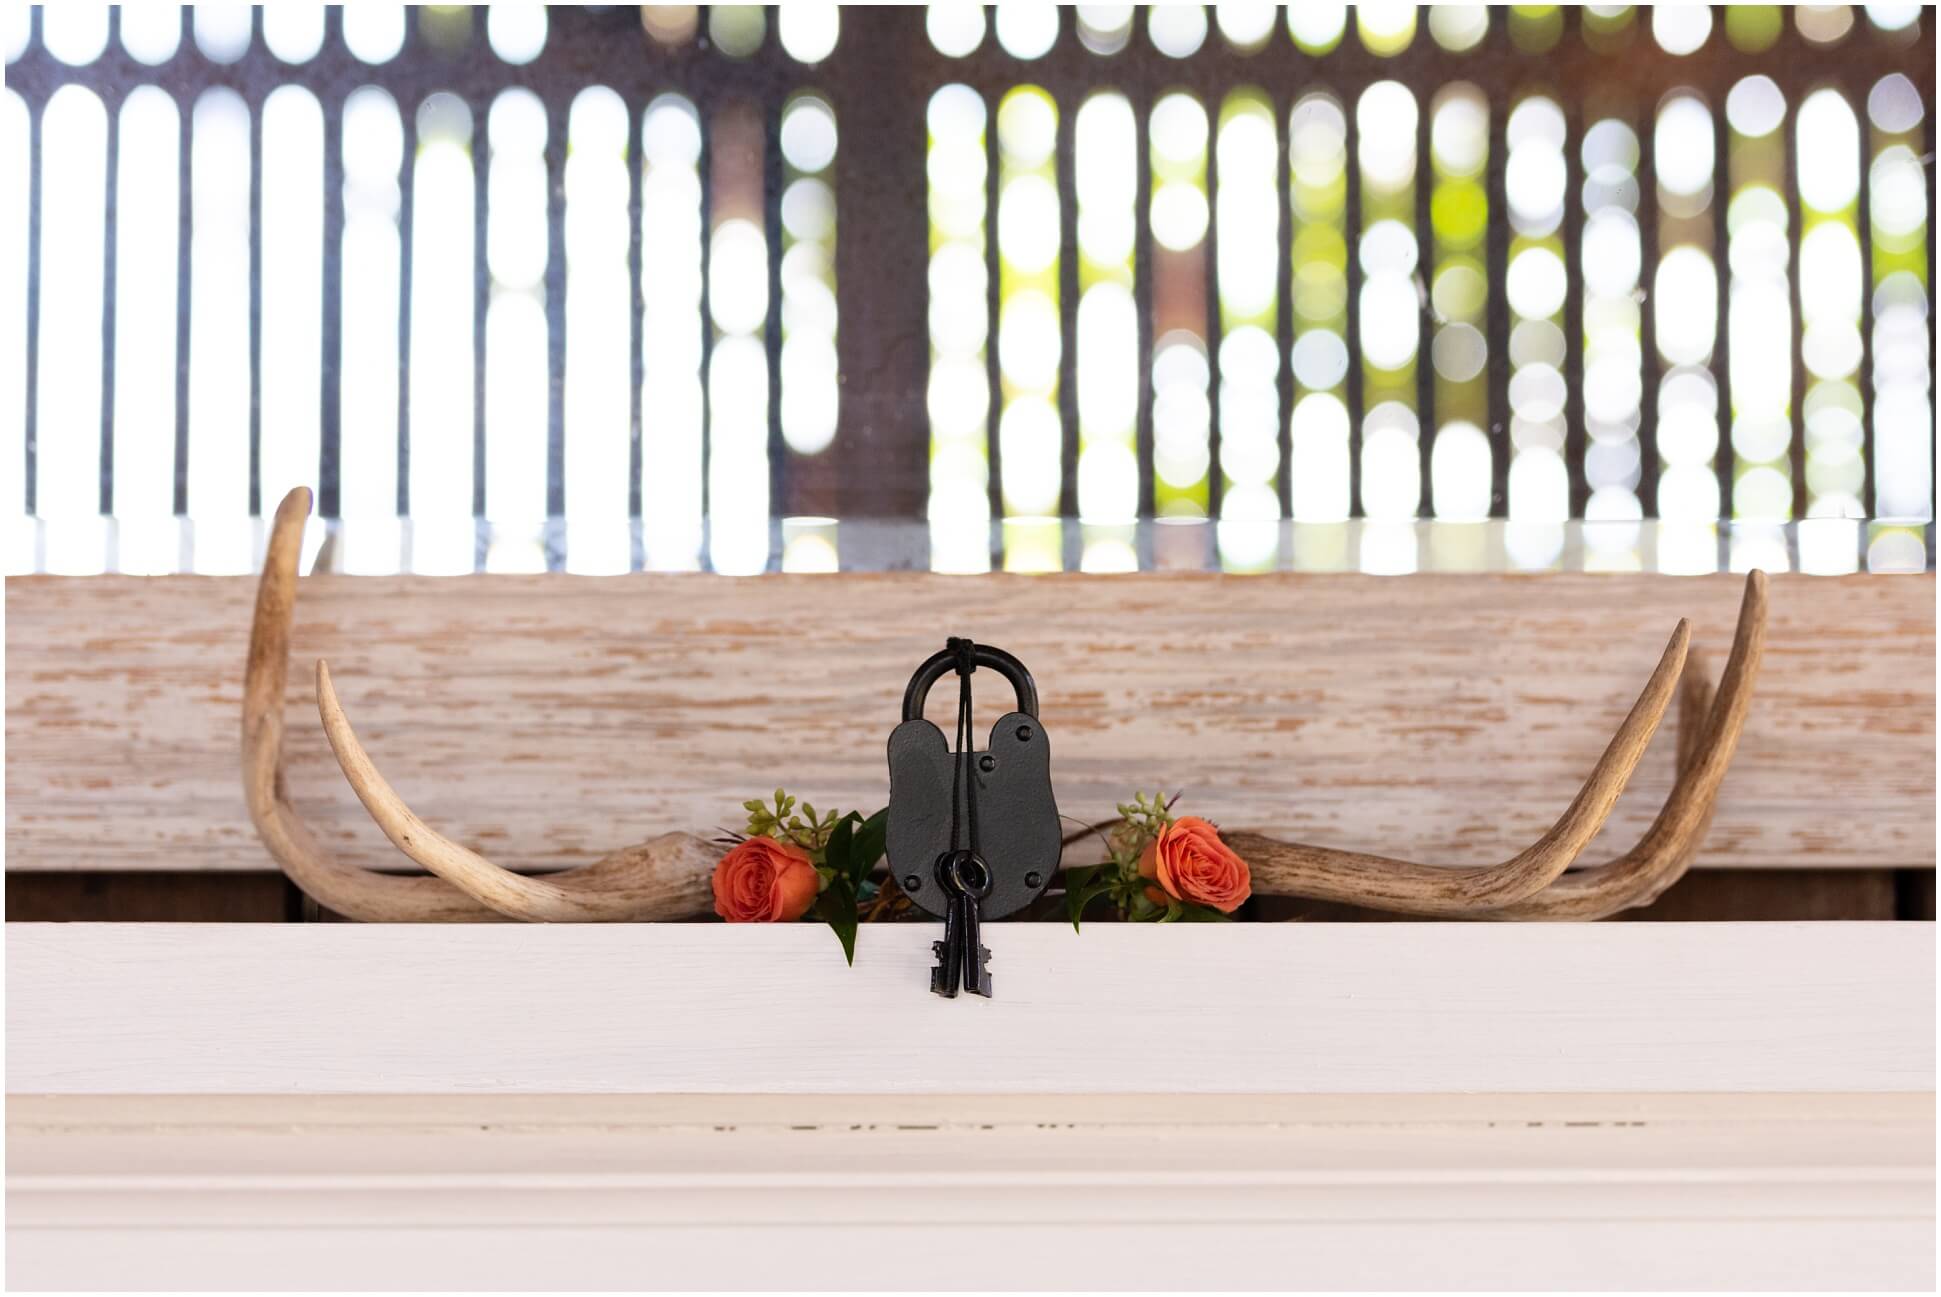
6 572 1932 874
7 922 1932 1096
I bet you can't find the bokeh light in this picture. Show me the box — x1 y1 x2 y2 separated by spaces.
189 4 250 63
483 89 548 565
1580 113 1642 531
187 87 252 572
1505 95 1567 524
926 0 985 55
1428 5 1489 52
118 4 182 63
35 85 109 572
1726 77 1794 522
778 1 839 62
1287 2 1347 52
1076 4 1134 54
1215 1 1277 52
995 1 1059 59
1794 90 1865 519
1724 3 1783 51
708 5 766 58
1289 93 1350 521
336 87 403 572
264 2 326 63
1357 0 1418 55
343 3 406 63
1868 73 1932 522
1358 80 1422 518
1075 93 1137 521
1429 83 1490 519
1149 3 1208 57
1217 91 1281 524
107 86 179 571
1651 4 1711 53
259 85 324 546
927 85 991 570
1796 5 1856 43
640 5 699 47
485 3 546 63
637 95 705 569
781 95 840 459
997 88 1064 520
704 103 770 575
405 91 478 574
1150 92 1211 518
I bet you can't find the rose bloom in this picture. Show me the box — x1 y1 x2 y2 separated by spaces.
712 836 820 923
1138 815 1252 913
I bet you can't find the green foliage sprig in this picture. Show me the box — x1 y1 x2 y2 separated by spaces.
1062 790 1231 928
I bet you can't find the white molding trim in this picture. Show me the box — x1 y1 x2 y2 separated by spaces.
8 923 1934 1289
7 1093 1934 1290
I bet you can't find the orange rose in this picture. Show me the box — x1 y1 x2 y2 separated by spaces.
712 836 820 923
1138 816 1252 914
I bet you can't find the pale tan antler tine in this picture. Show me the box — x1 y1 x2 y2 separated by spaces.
1491 569 1767 921
315 661 719 922
243 487 503 921
1225 616 1689 915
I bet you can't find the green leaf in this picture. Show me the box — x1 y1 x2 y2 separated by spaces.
825 813 855 882
814 885 859 965
1063 866 1117 931
853 808 889 876
1173 902 1232 922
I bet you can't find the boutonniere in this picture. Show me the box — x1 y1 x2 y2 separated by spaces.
712 788 1255 960
712 790 891 963
1063 791 1252 926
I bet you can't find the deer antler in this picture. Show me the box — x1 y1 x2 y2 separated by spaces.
314 660 720 921
247 488 1763 924
243 487 720 922
245 488 503 921
1487 570 1767 920
1222 616 1689 914
1225 571 1766 918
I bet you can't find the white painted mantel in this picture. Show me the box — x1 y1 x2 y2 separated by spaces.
7 922 1936 1290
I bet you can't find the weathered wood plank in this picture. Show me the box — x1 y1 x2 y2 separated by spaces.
6 573 1932 873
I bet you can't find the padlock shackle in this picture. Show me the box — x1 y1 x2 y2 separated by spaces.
901 643 1040 722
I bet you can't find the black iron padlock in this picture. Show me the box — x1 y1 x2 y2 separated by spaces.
887 641 1060 995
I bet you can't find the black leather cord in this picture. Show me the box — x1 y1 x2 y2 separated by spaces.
946 636 980 868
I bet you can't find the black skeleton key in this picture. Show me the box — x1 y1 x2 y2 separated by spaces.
958 881 991 998
930 858 965 998
932 850 993 1000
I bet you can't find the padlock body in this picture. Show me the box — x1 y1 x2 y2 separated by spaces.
886 711 1060 920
